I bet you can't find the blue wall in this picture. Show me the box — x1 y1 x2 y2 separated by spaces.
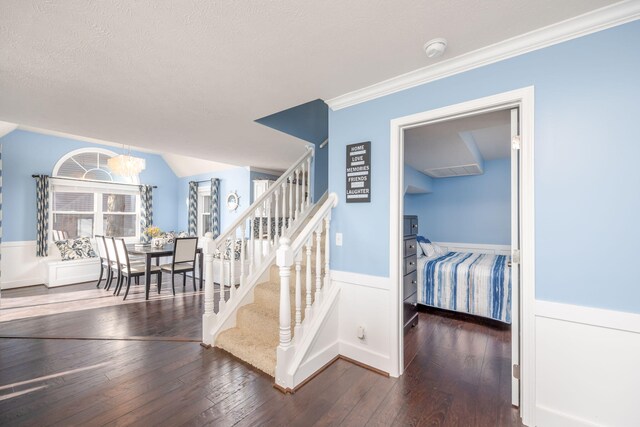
404 159 510 245
0 130 179 241
177 168 252 234
256 99 328 201
328 21 640 313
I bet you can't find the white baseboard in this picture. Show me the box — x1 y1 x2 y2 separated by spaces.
535 300 640 427
338 341 391 374
1 278 44 289
536 405 603 427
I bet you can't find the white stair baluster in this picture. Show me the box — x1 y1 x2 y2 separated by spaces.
294 169 300 221
324 216 331 291
315 226 322 305
267 195 272 251
230 230 236 298
288 175 293 226
281 182 287 233
274 188 280 247
218 242 226 313
249 211 255 275
258 205 264 262
305 238 312 319
306 157 312 206
240 222 246 288
294 253 302 337
301 163 306 214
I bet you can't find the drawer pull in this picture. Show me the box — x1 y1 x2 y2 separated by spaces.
409 245 414 249
409 262 414 266
412 224 418 228
412 280 416 284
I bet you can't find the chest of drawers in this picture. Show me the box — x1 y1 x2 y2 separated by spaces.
403 215 419 333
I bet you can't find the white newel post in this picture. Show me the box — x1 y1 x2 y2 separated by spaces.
277 237 293 347
202 232 216 345
276 237 295 389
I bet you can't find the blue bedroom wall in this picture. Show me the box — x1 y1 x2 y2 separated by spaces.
404 159 510 245
176 167 251 234
328 21 640 313
0 130 179 242
256 99 328 201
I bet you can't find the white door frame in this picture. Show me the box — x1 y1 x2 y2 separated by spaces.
388 86 536 426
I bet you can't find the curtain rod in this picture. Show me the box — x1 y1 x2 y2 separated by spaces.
32 175 157 189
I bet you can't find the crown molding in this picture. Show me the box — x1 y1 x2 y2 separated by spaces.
326 1 640 111
16 124 162 154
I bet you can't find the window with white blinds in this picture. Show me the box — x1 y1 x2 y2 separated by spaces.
51 185 140 241
198 190 211 238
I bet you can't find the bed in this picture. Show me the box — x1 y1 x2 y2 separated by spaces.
416 249 512 323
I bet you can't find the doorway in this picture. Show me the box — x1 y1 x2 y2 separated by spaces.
388 87 535 424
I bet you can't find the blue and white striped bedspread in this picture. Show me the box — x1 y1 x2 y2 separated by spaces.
417 252 511 323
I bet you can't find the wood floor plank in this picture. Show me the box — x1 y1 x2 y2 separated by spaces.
0 285 523 426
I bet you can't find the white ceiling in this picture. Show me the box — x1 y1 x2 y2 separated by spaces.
404 109 511 174
0 1 617 169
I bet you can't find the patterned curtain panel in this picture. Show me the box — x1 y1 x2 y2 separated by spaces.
35 175 50 257
0 145 3 297
139 185 153 243
188 181 198 236
210 178 220 238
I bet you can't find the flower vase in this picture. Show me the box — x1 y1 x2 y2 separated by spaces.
152 237 165 248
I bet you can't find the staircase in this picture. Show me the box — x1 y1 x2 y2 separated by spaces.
215 241 321 376
201 146 339 389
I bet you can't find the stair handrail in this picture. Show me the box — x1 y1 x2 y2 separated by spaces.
212 145 314 247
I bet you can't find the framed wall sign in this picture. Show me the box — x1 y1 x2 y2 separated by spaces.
346 141 371 203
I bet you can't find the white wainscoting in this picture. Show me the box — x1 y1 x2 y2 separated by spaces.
535 300 640 427
332 270 393 375
1 240 101 289
1 241 46 289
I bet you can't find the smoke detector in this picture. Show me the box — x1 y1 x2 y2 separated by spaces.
423 38 447 58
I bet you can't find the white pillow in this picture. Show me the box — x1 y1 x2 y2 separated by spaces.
418 241 446 258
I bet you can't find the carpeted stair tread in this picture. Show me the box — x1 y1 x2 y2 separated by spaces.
216 327 277 377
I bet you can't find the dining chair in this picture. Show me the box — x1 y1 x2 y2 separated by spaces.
160 237 198 295
113 238 162 300
94 235 110 289
103 237 120 291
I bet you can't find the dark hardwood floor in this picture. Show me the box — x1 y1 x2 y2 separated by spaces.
0 281 522 426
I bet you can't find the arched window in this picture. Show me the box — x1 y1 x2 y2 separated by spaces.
50 148 141 242
53 148 139 185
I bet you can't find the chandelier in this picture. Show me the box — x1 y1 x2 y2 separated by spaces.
107 146 146 177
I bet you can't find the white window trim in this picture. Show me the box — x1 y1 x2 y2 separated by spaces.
52 147 140 185
197 186 211 238
49 180 141 244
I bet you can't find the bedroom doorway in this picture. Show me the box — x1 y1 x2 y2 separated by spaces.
389 87 534 422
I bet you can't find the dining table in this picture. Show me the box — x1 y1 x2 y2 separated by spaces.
127 243 204 300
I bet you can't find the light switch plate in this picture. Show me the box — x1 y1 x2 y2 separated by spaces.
335 233 343 246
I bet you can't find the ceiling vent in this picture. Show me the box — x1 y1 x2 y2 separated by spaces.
424 163 483 178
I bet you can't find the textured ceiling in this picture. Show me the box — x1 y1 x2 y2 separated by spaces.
0 0 617 169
